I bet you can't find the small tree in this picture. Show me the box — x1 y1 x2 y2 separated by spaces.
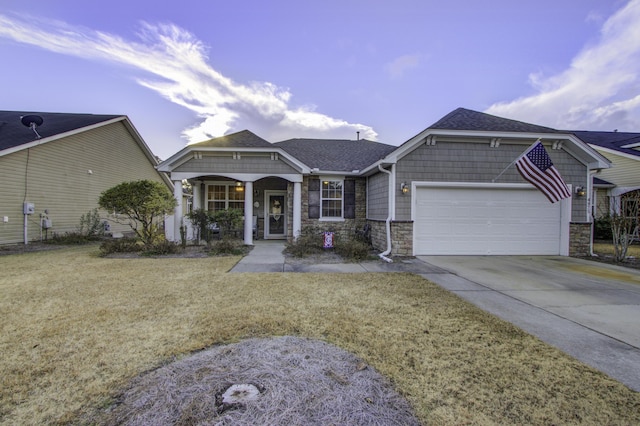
98 180 177 247
610 191 640 262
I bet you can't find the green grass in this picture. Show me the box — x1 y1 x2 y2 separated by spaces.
1 246 639 425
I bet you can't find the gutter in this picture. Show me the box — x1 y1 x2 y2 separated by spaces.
377 164 393 263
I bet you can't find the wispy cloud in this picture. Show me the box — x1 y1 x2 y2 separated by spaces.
486 0 640 131
0 14 377 143
385 54 421 80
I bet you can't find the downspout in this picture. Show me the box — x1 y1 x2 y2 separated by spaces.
588 169 598 257
378 164 394 263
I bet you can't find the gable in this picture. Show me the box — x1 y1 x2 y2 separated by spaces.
590 149 640 187
174 152 301 175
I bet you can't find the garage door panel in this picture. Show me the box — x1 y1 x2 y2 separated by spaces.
414 186 562 255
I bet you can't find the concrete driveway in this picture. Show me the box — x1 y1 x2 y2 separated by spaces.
418 255 640 392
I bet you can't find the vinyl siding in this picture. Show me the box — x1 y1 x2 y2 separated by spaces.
175 153 299 175
395 141 589 222
592 150 640 187
0 121 168 244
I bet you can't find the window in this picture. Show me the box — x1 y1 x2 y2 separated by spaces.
321 179 343 218
206 183 245 212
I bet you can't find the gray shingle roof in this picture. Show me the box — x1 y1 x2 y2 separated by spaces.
430 107 559 134
0 110 122 152
190 130 272 148
571 130 640 158
274 138 397 172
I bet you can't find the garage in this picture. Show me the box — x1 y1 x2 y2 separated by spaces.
413 183 570 255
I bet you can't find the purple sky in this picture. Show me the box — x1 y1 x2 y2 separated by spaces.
1 0 637 159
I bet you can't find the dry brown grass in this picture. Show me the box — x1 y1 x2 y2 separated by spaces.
1 246 639 425
593 242 640 257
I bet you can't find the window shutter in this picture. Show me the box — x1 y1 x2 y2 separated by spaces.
308 178 320 219
344 179 356 219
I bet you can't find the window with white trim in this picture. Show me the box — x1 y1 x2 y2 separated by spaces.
206 183 245 212
321 179 343 218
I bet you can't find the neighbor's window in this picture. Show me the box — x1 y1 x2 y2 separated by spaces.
206 183 245 212
321 179 343 218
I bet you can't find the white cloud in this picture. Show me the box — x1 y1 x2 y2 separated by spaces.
0 14 377 143
486 0 640 131
385 54 421 80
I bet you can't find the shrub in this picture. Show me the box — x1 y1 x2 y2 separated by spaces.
214 209 243 236
208 238 249 256
285 226 326 257
143 240 183 256
99 238 143 256
47 231 97 245
78 208 105 238
335 238 374 262
186 209 217 243
594 215 613 240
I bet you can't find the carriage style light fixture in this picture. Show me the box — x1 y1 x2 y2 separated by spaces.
575 186 586 197
400 182 409 195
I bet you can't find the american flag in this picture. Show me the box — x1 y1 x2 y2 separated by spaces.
515 141 571 203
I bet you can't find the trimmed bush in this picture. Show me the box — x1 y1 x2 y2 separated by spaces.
208 238 249 256
335 238 374 262
143 240 183 256
99 238 143 256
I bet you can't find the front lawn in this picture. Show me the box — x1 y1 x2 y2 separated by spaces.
1 246 638 425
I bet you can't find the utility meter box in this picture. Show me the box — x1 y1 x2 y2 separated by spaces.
23 202 35 215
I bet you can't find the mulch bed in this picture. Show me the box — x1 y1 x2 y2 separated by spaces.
84 336 421 425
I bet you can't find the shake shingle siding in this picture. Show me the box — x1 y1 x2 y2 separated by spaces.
174 154 299 175
366 172 389 220
0 121 167 244
395 141 587 221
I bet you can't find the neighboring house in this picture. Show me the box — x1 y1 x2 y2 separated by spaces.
158 108 610 257
0 111 171 245
570 131 640 218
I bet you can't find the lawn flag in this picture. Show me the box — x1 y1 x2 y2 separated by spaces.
515 141 571 203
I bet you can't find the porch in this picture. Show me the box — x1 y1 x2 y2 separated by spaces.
171 175 303 245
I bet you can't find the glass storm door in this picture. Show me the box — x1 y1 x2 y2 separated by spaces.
265 192 286 239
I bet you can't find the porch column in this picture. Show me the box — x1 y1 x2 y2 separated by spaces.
293 181 302 240
192 181 202 211
173 179 183 242
244 181 254 245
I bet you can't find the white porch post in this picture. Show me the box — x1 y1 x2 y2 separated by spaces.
293 181 302 240
192 181 202 211
244 181 254 245
173 179 183 242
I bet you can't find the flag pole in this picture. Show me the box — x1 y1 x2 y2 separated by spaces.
491 139 540 182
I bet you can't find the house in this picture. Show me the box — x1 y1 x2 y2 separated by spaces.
0 111 172 245
569 131 640 218
157 108 610 257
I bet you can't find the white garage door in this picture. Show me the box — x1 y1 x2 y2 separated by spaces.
414 184 565 255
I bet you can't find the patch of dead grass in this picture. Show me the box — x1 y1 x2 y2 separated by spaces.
0 246 639 425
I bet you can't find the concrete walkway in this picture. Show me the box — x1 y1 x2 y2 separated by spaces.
230 241 640 391
230 240 443 273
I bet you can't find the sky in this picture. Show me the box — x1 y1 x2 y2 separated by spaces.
1 0 638 160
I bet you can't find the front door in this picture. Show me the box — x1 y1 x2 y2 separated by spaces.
264 191 287 239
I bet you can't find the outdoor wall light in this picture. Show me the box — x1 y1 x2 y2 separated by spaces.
400 182 409 194
575 186 586 197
